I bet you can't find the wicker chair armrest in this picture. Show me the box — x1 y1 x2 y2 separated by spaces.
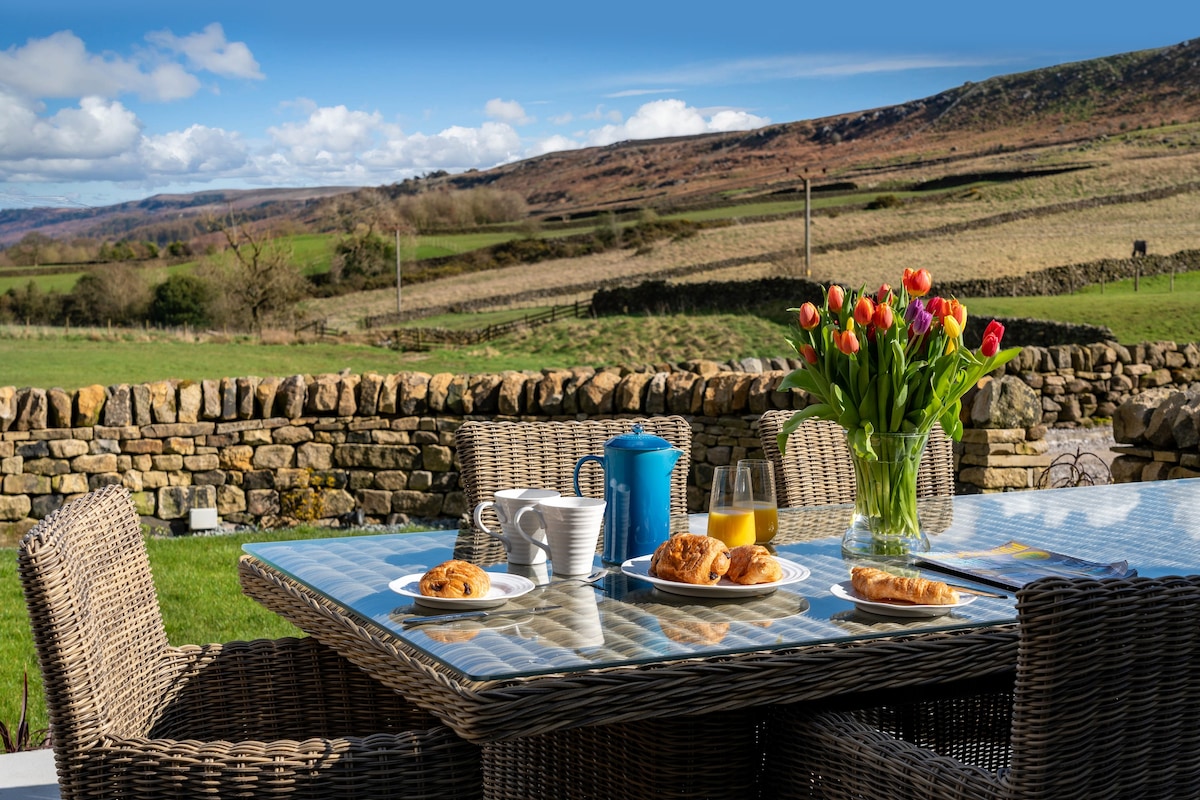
156 637 432 741
786 710 1005 800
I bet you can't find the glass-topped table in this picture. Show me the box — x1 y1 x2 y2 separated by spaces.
238 479 1200 745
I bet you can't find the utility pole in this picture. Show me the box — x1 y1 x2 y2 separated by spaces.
395 230 403 315
804 176 812 278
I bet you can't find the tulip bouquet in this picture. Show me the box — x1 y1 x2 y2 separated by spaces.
779 268 1019 554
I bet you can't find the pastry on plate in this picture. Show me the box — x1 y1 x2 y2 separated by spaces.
649 535 731 585
727 544 783 585
419 560 491 598
850 566 958 605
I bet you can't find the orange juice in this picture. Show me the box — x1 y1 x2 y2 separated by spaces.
752 502 779 543
707 508 756 547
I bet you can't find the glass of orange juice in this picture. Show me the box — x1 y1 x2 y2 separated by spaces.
738 459 778 543
707 465 755 547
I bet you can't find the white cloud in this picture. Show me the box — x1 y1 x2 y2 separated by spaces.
583 98 768 147
0 30 201 101
140 125 247 174
548 112 574 125
145 23 264 80
529 134 579 156
605 88 676 98
484 98 532 125
268 105 390 165
0 92 142 160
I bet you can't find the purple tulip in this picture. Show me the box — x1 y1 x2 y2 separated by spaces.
905 299 933 335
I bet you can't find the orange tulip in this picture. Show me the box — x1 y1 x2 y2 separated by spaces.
853 296 875 326
872 303 894 330
800 344 819 364
902 268 932 297
798 302 821 330
834 323 860 355
827 285 845 313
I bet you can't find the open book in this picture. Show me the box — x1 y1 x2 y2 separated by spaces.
917 540 1136 591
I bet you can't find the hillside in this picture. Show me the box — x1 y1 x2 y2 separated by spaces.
1 38 1198 249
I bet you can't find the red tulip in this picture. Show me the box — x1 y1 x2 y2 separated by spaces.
981 320 1005 357
902 268 932 297
853 296 875 326
798 302 821 330
925 296 945 318
872 303 894 330
800 344 819 364
827 285 845 312
876 283 893 304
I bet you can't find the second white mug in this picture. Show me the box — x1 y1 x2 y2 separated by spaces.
512 496 606 576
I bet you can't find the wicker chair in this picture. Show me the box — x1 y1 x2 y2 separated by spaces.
767 575 1200 800
18 485 481 800
455 416 693 563
757 410 955 507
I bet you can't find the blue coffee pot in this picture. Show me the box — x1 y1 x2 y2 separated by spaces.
573 423 684 565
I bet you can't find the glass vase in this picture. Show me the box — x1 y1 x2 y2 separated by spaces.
842 430 931 559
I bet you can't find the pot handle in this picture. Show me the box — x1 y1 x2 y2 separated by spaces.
573 455 604 498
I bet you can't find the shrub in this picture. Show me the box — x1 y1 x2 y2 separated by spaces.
866 194 904 210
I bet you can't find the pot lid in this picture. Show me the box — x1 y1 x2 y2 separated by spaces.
605 423 674 451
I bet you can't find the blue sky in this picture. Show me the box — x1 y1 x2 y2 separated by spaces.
0 1 1193 210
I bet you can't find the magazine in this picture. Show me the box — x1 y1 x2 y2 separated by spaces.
917 540 1136 591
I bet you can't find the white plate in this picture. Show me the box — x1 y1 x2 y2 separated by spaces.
620 554 811 598
829 580 976 618
389 572 536 610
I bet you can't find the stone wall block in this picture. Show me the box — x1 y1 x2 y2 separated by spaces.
49 439 89 459
0 386 16 432
217 377 237 420
337 375 360 417
535 370 569 416
256 376 282 418
397 372 431 416
277 375 306 419
0 494 32 521
46 388 72 428
468 374 503 414
78 383 111 429
497 372 527 416
579 371 620 415
177 381 202 423
237 377 260 419
358 373 383 417
616 373 652 413
426 373 454 413
253 444 295 470
297 442 334 470
201 379 222 420
15 388 48 431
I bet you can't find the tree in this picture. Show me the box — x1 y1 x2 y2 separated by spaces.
64 265 150 326
149 273 213 327
332 225 396 287
8 233 55 267
196 212 308 332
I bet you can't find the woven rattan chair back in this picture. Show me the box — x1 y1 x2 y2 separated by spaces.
20 485 481 800
757 410 954 507
1005 575 1200 798
19 484 170 751
456 416 693 563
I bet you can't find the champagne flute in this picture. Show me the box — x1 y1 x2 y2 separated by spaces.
707 465 755 547
738 459 778 543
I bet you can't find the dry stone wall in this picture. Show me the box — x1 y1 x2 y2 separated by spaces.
3 339 1198 534
1109 386 1200 482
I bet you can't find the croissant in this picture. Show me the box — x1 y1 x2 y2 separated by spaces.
727 544 783 585
850 566 958 605
649 535 731 585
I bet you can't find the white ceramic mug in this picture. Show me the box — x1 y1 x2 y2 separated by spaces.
472 488 560 565
512 496 606 577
